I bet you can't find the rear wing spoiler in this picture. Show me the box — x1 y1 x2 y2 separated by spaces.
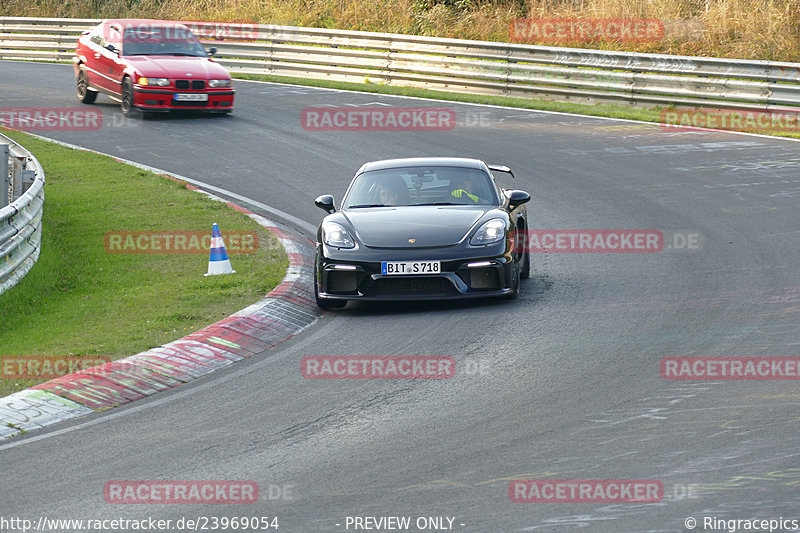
488 164 515 179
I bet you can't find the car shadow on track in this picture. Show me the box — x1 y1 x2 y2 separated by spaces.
91 102 234 122
340 275 552 317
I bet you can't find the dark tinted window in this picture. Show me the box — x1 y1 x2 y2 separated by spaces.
122 25 206 57
343 166 499 208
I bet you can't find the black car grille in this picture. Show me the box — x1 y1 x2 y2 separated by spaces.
371 277 457 297
175 80 205 90
172 100 207 107
326 271 359 293
460 267 501 290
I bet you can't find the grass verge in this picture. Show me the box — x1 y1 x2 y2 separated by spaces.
0 130 288 397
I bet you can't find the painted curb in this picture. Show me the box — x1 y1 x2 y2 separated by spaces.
0 169 321 439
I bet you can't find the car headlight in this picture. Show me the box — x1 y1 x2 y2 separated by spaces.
323 222 356 249
137 77 170 87
208 79 232 88
470 218 506 245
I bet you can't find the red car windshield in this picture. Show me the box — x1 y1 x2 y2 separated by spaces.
122 25 207 57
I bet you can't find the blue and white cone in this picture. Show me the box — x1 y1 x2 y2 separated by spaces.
205 223 236 276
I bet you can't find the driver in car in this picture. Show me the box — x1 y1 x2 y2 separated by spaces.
450 176 482 204
377 179 407 206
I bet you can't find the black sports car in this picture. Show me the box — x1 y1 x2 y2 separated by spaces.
313 157 531 309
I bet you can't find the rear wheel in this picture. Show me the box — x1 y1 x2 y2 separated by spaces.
314 267 347 309
120 77 135 116
76 69 97 104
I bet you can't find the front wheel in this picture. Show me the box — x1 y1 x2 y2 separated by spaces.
120 77 135 116
76 70 97 104
519 225 530 279
504 260 520 299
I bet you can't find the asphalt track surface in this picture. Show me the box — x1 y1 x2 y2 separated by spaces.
2 61 800 532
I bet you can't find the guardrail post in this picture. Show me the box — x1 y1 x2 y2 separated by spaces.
1 144 8 208
11 156 25 200
21 168 36 194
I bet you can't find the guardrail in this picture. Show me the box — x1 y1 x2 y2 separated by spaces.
0 132 45 297
1 16 800 110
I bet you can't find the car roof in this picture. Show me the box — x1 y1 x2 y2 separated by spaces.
360 157 487 173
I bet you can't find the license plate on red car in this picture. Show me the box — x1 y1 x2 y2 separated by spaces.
381 261 441 275
174 93 208 101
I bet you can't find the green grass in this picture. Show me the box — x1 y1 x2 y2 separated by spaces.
0 130 287 397
235 73 800 139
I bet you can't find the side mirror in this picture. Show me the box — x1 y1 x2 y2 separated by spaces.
505 190 530 212
207 47 217 57
315 194 336 214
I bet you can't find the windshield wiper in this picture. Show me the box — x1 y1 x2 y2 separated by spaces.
415 202 461 205
347 204 392 208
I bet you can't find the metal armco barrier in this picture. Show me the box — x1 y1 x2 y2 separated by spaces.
0 132 45 297
1 16 800 110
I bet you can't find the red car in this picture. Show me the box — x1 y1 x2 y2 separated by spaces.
73 19 235 115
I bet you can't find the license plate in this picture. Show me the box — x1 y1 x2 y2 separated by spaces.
174 93 208 101
381 260 441 275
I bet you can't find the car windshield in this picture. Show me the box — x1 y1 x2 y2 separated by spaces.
122 25 207 57
342 166 499 208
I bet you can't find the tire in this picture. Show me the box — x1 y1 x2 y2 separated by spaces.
504 258 520 299
519 223 530 279
76 69 97 104
314 268 347 309
120 77 135 116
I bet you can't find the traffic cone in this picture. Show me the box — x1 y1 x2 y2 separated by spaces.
205 223 236 276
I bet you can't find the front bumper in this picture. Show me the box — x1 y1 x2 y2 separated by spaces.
132 87 235 112
316 245 515 302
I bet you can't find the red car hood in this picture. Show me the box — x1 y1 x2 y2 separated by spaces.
125 56 230 79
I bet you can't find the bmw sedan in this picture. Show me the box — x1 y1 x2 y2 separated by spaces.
314 157 531 309
73 19 235 115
